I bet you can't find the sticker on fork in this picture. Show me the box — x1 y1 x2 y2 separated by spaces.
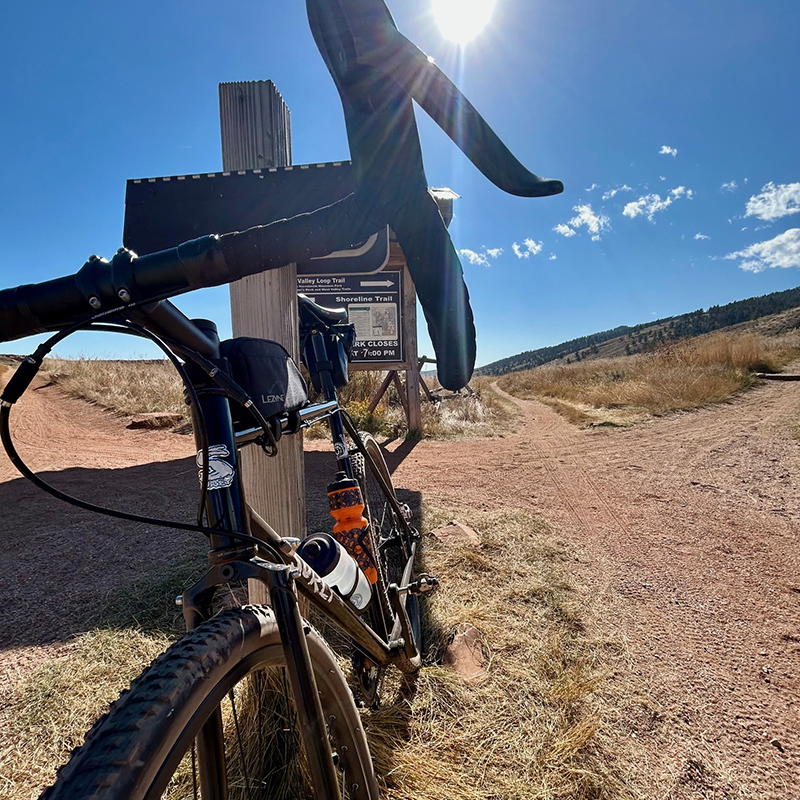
196 445 235 490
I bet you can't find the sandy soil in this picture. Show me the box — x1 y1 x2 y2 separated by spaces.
1 374 799 797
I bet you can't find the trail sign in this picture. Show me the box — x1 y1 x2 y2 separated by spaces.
298 267 404 364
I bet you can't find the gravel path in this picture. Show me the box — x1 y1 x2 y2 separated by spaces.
377 382 800 798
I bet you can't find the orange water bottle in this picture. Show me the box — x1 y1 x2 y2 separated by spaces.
327 471 378 584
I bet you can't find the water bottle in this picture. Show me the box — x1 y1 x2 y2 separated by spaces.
327 471 378 584
296 532 372 613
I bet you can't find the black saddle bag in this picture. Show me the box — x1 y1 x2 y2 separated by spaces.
220 338 308 427
301 322 356 392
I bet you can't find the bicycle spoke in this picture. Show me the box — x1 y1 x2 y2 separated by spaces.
228 690 255 800
191 741 198 800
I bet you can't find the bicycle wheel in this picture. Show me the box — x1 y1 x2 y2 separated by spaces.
43 605 379 800
352 433 422 654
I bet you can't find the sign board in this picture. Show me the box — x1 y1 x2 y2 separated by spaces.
123 162 389 276
298 267 404 364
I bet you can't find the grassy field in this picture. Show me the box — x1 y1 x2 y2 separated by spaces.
498 332 800 426
3 507 633 800
42 357 512 440
44 357 187 418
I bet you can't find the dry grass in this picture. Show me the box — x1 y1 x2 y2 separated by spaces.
1 630 171 799
40 358 509 440
499 332 800 426
365 507 630 800
335 373 514 441
44 357 187 419
3 508 631 799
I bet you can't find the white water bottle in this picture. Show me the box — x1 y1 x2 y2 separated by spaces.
296 533 372 613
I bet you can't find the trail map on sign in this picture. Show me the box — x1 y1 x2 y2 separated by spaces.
297 269 404 364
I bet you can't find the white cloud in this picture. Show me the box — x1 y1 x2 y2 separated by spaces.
585 183 599 192
460 246 504 266
568 204 610 237
659 145 678 157
523 238 543 256
553 223 576 238
459 248 489 267
512 239 544 259
623 193 673 220
549 253 557 260
623 186 693 221
745 182 800 221
720 180 738 192
694 233 710 240
591 235 601 242
724 228 800 273
602 184 633 200
659 175 666 181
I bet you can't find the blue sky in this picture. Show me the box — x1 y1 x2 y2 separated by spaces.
1 0 798 367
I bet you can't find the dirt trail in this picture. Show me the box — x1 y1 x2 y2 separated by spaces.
0 377 196 696
2 374 799 797
384 382 800 798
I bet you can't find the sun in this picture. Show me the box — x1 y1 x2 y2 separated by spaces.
432 0 498 44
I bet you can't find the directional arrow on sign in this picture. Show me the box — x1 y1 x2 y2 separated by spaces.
360 280 394 288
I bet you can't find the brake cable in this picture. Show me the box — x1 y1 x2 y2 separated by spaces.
0 319 282 558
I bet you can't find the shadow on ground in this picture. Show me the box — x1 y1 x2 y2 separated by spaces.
1 442 422 652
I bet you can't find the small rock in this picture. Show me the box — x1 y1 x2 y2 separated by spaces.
127 412 185 430
770 738 785 753
443 623 487 685
431 520 480 546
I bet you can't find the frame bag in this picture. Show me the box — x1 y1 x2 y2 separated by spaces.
220 337 308 428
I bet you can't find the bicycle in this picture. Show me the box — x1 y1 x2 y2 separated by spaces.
0 1 562 797
2 290 429 799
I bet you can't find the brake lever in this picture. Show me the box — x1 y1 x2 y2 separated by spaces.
306 0 562 390
368 35 563 198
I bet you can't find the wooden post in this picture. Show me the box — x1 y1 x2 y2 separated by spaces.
220 81 305 605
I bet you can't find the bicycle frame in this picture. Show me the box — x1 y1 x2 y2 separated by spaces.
137 304 417 799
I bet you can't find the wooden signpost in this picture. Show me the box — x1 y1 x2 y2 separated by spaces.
219 81 306 601
298 240 422 437
124 81 439 448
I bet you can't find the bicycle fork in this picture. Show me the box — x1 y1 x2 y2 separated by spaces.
182 560 341 800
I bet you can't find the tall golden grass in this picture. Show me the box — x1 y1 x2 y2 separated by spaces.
44 357 510 440
499 332 800 425
45 357 186 418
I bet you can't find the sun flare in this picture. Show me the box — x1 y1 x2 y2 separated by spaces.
432 0 498 44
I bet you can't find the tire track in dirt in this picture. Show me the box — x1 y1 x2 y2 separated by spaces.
491 382 630 540
389 379 800 798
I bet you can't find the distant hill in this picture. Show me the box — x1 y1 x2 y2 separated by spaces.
478 285 800 377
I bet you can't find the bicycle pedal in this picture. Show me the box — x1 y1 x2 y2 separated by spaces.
403 573 439 596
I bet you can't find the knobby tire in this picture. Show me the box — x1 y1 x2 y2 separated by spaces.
42 605 379 800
